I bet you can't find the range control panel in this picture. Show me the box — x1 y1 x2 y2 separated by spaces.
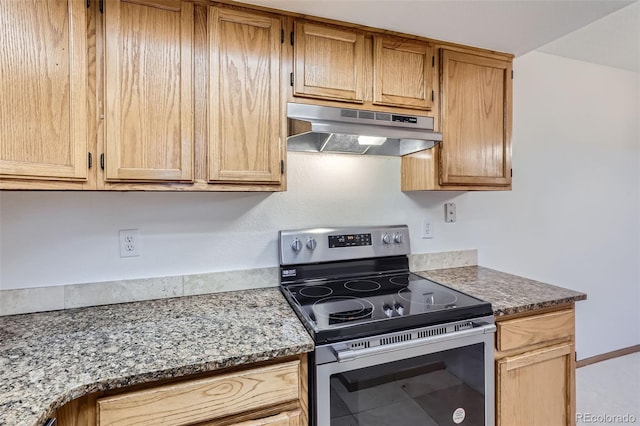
279 225 410 266
328 233 372 248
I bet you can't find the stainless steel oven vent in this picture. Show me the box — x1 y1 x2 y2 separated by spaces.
417 327 447 339
343 320 480 351
380 332 413 346
348 341 371 350
454 321 474 331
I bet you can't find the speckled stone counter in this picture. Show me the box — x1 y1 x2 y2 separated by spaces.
416 266 586 316
0 288 314 426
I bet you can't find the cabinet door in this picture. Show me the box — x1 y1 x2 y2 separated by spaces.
497 342 575 426
373 37 433 110
293 22 364 103
440 49 511 186
208 8 282 183
0 0 87 181
104 0 194 182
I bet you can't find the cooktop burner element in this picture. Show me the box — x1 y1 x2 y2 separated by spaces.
298 286 333 298
344 279 381 292
279 225 492 344
389 275 409 286
397 287 458 307
312 296 375 325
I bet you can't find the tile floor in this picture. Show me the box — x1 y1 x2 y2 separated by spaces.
576 352 640 425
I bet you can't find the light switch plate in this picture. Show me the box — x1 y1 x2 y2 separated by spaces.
445 203 456 223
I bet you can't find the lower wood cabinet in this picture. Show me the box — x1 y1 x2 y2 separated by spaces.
228 410 301 426
495 307 576 426
56 356 307 426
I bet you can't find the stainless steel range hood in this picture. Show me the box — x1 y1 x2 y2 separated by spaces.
287 103 442 156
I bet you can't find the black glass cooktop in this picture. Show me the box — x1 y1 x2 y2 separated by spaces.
281 272 492 344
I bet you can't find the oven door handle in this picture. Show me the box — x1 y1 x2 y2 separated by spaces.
334 322 496 362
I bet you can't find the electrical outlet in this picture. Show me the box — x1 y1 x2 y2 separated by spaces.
421 219 433 239
119 229 140 257
445 203 456 223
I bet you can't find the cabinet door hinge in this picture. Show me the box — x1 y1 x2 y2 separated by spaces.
431 90 434 102
290 31 294 46
88 152 92 169
99 0 103 13
510 168 513 177
511 70 514 79
290 72 294 87
432 56 435 67
100 153 105 170
280 160 285 174
281 29 284 44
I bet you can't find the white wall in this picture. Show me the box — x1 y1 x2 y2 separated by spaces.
472 51 640 359
0 155 470 289
1 51 638 359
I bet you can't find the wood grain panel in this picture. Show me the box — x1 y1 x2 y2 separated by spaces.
497 343 574 426
401 145 511 191
373 36 432 109
440 49 511 186
0 0 87 180
208 7 281 183
104 0 193 182
56 394 97 426
97 361 300 426
230 410 301 426
497 309 574 352
293 21 364 102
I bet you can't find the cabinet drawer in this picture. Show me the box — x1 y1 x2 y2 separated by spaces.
231 410 301 426
497 309 574 352
97 361 300 426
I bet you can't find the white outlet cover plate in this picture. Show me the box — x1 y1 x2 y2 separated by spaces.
119 229 140 257
421 219 433 239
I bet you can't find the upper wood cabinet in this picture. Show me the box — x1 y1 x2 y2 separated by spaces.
0 0 88 182
402 47 512 191
373 36 433 110
1 0 512 192
208 7 283 184
103 0 194 182
293 21 365 103
440 49 512 186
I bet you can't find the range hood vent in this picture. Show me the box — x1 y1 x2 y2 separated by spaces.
287 103 442 156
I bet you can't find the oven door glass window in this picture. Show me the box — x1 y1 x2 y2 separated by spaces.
328 343 485 425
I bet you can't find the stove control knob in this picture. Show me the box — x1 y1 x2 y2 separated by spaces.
382 233 392 244
291 238 303 252
394 233 404 244
306 237 317 251
383 304 393 318
394 303 404 316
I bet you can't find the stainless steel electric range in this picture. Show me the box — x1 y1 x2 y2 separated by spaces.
279 225 496 426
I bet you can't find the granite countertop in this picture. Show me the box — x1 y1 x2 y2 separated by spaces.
0 288 314 426
416 266 587 316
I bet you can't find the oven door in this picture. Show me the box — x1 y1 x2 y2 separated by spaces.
314 323 495 426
